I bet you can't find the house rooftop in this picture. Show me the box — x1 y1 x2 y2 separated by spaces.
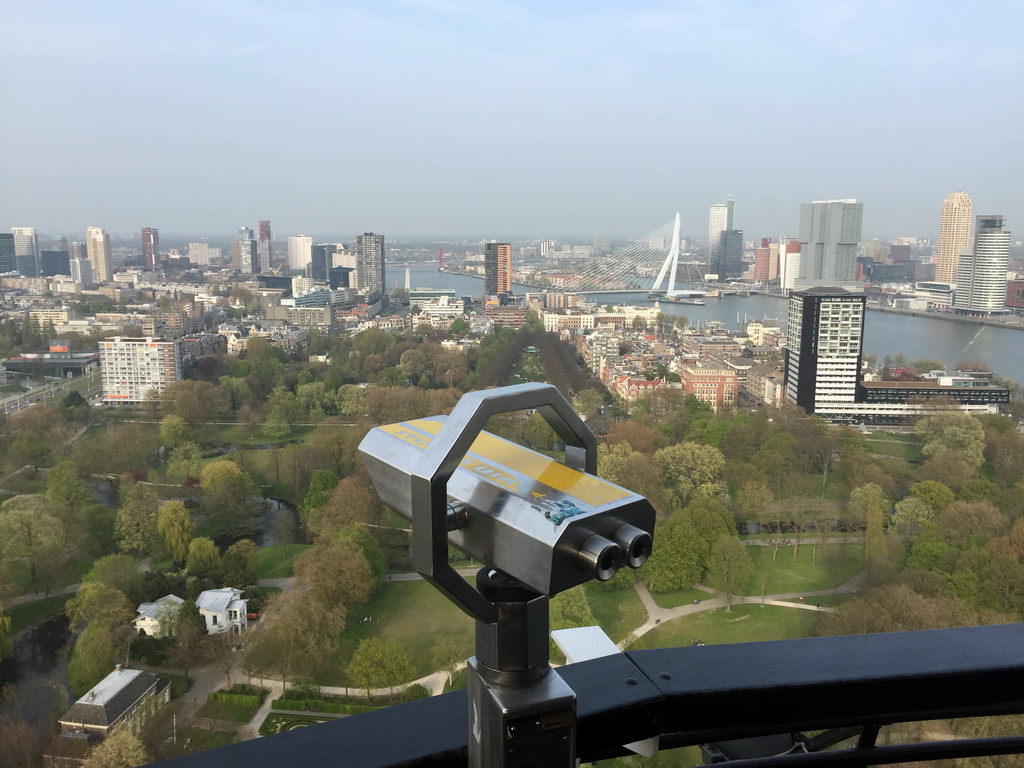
136 594 184 621
196 587 244 614
59 667 168 729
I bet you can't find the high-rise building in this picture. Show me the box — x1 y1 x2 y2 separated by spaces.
753 238 771 281
953 215 1010 315
784 287 866 416
484 242 512 296
141 227 160 270
356 232 386 295
85 226 113 282
287 235 313 274
720 229 744 278
258 220 272 273
797 200 864 283
309 243 337 281
935 192 973 285
0 233 15 273
188 242 210 266
12 227 39 277
100 336 182 405
707 201 734 276
236 228 258 273
40 249 70 277
70 257 94 286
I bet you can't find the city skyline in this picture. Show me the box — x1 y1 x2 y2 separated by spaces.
2 2 1021 239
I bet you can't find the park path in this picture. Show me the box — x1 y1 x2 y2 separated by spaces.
7 555 154 608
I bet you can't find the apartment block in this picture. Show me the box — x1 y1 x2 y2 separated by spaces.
100 336 182 405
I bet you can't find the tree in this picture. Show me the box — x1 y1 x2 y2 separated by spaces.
938 501 1008 550
68 623 118 696
186 537 220 579
168 601 209 682
83 729 150 768
305 476 381 539
890 496 935 536
0 494 65 585
850 484 888 573
818 584 998 637
159 414 190 448
222 539 257 587
34 542 68 598
162 379 228 430
167 442 202 480
115 481 159 554
910 480 955 513
432 634 465 686
549 586 598 651
156 501 195 564
45 459 91 533
916 411 986 467
654 442 726 509
293 538 375 609
200 460 264 539
66 582 135 633
347 638 416 698
83 553 141 599
706 535 753 611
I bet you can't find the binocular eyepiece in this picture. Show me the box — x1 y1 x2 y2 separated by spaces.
576 523 653 582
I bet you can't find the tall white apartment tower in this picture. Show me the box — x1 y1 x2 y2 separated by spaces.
100 336 182 405
11 227 39 277
85 226 113 282
953 215 1009 315
287 235 313 273
785 287 866 417
707 201 734 274
798 200 864 283
935 192 973 285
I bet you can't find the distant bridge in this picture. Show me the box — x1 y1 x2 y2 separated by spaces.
561 213 708 295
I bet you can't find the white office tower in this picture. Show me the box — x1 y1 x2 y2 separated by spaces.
707 201 734 269
287 235 313 273
100 336 182 405
797 200 863 283
935 192 973 285
85 226 113 282
953 215 1009 315
11 227 39 277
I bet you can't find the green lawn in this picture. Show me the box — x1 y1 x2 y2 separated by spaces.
863 439 920 460
649 586 711 610
0 471 47 494
163 728 235 757
323 579 475 686
8 595 69 633
632 604 819 649
198 699 260 724
211 423 317 446
584 582 646 644
8 556 91 597
745 543 863 595
252 544 312 580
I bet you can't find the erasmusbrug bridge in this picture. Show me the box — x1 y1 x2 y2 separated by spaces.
562 213 708 296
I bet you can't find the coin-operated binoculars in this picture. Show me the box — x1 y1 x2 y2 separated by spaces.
359 383 655 768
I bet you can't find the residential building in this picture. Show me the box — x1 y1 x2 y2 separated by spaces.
484 242 512 296
58 666 170 738
85 226 113 282
935 192 973 285
797 200 864 283
196 588 248 634
70 257 94 286
258 220 272 273
780 240 801 291
236 227 258 274
133 594 185 637
679 363 738 413
188 242 210 266
784 287 866 416
707 201 734 277
0 233 16 272
287 235 313 273
753 238 771 281
12 227 39 277
99 336 181 405
141 227 159 269
953 215 1009 315
356 232 386 295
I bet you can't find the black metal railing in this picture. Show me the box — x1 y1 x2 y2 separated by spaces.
150 623 1024 767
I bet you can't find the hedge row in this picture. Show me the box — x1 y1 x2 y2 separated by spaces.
208 692 261 708
271 698 377 715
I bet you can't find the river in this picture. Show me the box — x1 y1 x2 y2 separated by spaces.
397 266 1024 384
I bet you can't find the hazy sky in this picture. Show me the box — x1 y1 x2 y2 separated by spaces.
3 1 1022 242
